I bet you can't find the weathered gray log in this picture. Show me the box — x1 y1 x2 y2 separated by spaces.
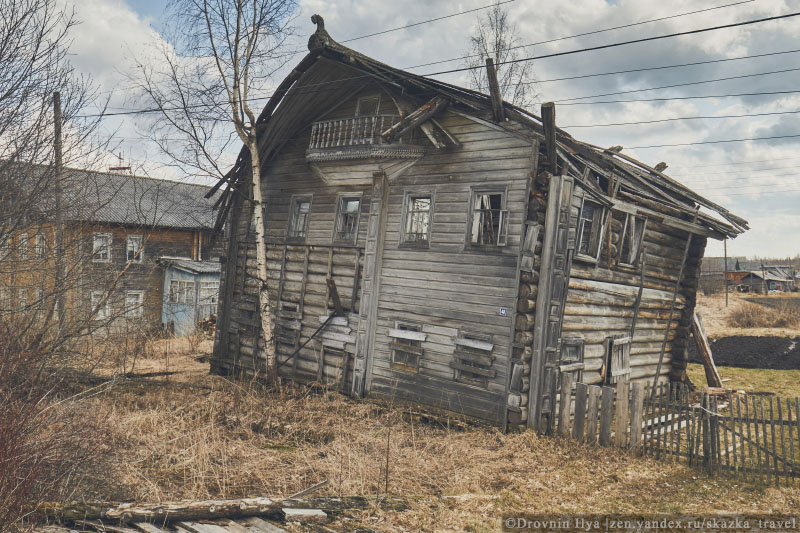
381 96 449 142
691 312 722 388
485 58 505 122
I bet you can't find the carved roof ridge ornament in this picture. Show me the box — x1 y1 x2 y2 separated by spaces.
308 14 337 51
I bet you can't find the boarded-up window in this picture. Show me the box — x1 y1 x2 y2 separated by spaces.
169 280 196 305
92 233 111 262
620 215 647 267
90 291 108 320
607 335 631 384
469 190 507 247
287 196 312 239
576 200 604 261
452 332 495 388
334 195 361 243
402 194 432 245
127 235 144 263
125 291 143 318
389 322 425 371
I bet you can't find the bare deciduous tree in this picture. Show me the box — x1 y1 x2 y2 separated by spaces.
463 2 537 110
132 0 297 381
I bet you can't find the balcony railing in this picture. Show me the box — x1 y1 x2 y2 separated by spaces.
309 115 401 150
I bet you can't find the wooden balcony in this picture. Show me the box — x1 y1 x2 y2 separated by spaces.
306 115 424 163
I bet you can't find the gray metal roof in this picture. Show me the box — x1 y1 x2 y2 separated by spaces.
700 257 743 273
161 257 222 274
63 169 216 230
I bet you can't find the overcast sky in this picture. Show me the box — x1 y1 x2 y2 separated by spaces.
64 0 800 259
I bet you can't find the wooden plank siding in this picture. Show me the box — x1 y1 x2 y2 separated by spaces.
369 111 534 424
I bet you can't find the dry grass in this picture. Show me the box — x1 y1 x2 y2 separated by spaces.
63 340 800 531
687 363 800 398
696 292 800 337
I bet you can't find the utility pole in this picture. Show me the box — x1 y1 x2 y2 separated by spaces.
53 92 65 327
723 239 728 307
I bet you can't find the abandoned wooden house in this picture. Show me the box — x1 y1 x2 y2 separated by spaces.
209 16 748 431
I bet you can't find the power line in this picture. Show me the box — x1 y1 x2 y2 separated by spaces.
671 163 800 177
556 89 800 106
77 11 800 119
425 11 800 76
629 133 800 149
669 156 800 169
555 66 800 103
562 109 800 129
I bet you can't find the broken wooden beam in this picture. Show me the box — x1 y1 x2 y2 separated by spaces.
692 311 723 388
485 58 505 122
541 102 557 175
381 96 449 142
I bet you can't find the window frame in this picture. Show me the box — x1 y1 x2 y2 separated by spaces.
399 189 434 248
18 287 27 311
355 94 381 117
126 234 144 264
18 233 28 260
618 214 647 268
332 193 363 245
199 281 220 305
0 286 10 313
466 185 509 250
169 280 196 305
286 194 313 241
574 198 606 264
92 233 112 263
0 238 9 261
559 337 585 384
90 291 109 320
389 321 425 372
33 234 46 260
606 335 632 384
125 290 144 318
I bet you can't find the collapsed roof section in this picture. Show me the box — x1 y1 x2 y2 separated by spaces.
208 15 748 241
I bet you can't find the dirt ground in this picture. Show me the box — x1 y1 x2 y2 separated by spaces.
63 338 800 532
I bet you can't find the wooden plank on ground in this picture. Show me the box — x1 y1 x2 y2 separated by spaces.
179 523 230 533
240 517 289 533
134 524 169 533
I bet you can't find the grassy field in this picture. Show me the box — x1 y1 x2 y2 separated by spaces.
687 363 800 398
60 339 800 532
695 291 800 338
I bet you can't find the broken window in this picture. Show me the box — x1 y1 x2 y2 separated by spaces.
125 291 143 318
469 190 508 247
287 196 312 240
402 194 432 245
18 233 28 260
576 200 605 261
559 337 585 384
619 215 647 267
389 322 425 371
169 280 195 305
355 95 380 117
127 235 144 263
33 234 46 260
334 195 361 244
90 291 108 320
92 233 111 262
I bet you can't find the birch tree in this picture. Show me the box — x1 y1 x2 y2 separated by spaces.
133 0 296 380
463 2 537 110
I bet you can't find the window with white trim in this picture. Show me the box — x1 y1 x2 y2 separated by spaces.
333 195 361 244
33 234 45 260
619 214 647 267
468 190 507 247
18 233 28 260
389 322 425 371
0 287 10 313
169 280 196 305
576 199 605 261
199 281 220 305
125 291 143 318
92 233 111 262
401 193 432 246
91 291 109 320
127 235 144 263
287 196 312 240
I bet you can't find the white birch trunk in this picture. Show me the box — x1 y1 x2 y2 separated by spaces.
247 140 276 379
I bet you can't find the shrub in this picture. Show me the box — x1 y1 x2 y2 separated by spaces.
727 301 800 329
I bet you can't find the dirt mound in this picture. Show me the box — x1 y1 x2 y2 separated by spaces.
688 336 800 369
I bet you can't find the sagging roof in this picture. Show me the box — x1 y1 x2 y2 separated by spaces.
208 15 748 241
64 169 216 230
742 270 793 282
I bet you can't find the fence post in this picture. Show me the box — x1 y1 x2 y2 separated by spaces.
599 386 614 446
615 378 630 448
702 393 712 473
586 385 601 444
630 382 645 455
573 382 588 441
558 372 574 438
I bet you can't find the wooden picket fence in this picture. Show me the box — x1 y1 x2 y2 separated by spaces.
557 372 800 485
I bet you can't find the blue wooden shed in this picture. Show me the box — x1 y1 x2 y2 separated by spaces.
160 258 221 336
